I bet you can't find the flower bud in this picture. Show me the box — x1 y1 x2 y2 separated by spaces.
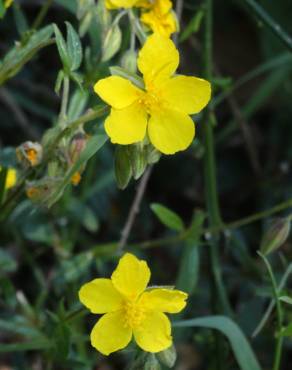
71 172 82 186
156 345 177 368
260 217 291 256
25 177 61 204
16 141 43 168
69 133 87 164
114 146 132 190
144 354 161 370
121 50 137 73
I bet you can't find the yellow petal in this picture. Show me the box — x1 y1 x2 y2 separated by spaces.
137 33 179 88
111 253 151 299
91 311 132 355
141 10 177 37
148 109 195 154
161 75 211 114
79 278 123 314
133 311 172 352
140 288 188 313
94 76 142 109
6 169 17 189
105 0 138 9
104 103 147 145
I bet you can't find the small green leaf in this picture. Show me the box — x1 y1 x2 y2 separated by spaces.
279 322 292 337
65 22 83 71
279 295 292 305
260 217 291 255
13 3 29 36
0 249 17 274
179 9 204 42
54 69 64 94
114 146 132 190
151 203 184 232
53 24 70 71
102 24 122 62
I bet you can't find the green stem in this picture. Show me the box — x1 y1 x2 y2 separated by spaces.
240 0 292 52
59 75 70 127
258 252 284 370
203 0 231 321
32 0 53 31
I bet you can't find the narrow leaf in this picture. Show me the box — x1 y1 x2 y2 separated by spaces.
151 203 184 232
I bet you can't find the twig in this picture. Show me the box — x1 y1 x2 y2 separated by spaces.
118 165 153 252
0 87 39 140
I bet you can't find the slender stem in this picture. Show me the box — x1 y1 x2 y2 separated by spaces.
240 0 292 52
59 75 70 127
32 0 54 31
203 0 231 321
118 165 153 252
258 252 284 370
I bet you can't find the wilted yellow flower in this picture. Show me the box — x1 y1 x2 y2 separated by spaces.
94 34 211 154
4 0 13 8
0 167 17 189
79 253 188 355
16 141 43 167
71 172 81 186
140 0 177 37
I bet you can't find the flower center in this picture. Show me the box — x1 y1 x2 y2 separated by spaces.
138 90 162 114
123 300 145 329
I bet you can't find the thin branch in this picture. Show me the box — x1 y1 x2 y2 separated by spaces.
118 165 153 252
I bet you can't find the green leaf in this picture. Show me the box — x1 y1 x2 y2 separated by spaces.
53 24 70 71
279 295 292 305
114 146 132 190
102 24 122 62
176 211 205 294
179 9 205 42
13 3 29 36
279 322 292 337
0 249 17 274
0 339 51 353
47 133 108 207
174 316 262 370
151 203 184 232
0 25 54 85
65 22 83 71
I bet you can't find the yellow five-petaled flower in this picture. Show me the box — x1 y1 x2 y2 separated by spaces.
79 253 188 355
94 33 211 155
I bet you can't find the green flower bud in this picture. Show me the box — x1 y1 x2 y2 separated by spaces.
157 345 177 368
260 217 291 256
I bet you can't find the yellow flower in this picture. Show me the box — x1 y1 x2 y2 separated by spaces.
94 34 211 155
0 167 17 189
140 0 177 37
79 253 188 355
4 0 13 8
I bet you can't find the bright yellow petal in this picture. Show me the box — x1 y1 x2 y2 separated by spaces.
161 75 211 114
104 103 147 145
133 311 172 352
137 33 179 87
6 169 17 189
111 253 150 299
79 278 123 314
140 288 188 313
141 10 177 37
148 109 195 154
94 76 142 109
90 311 132 355
105 0 138 9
